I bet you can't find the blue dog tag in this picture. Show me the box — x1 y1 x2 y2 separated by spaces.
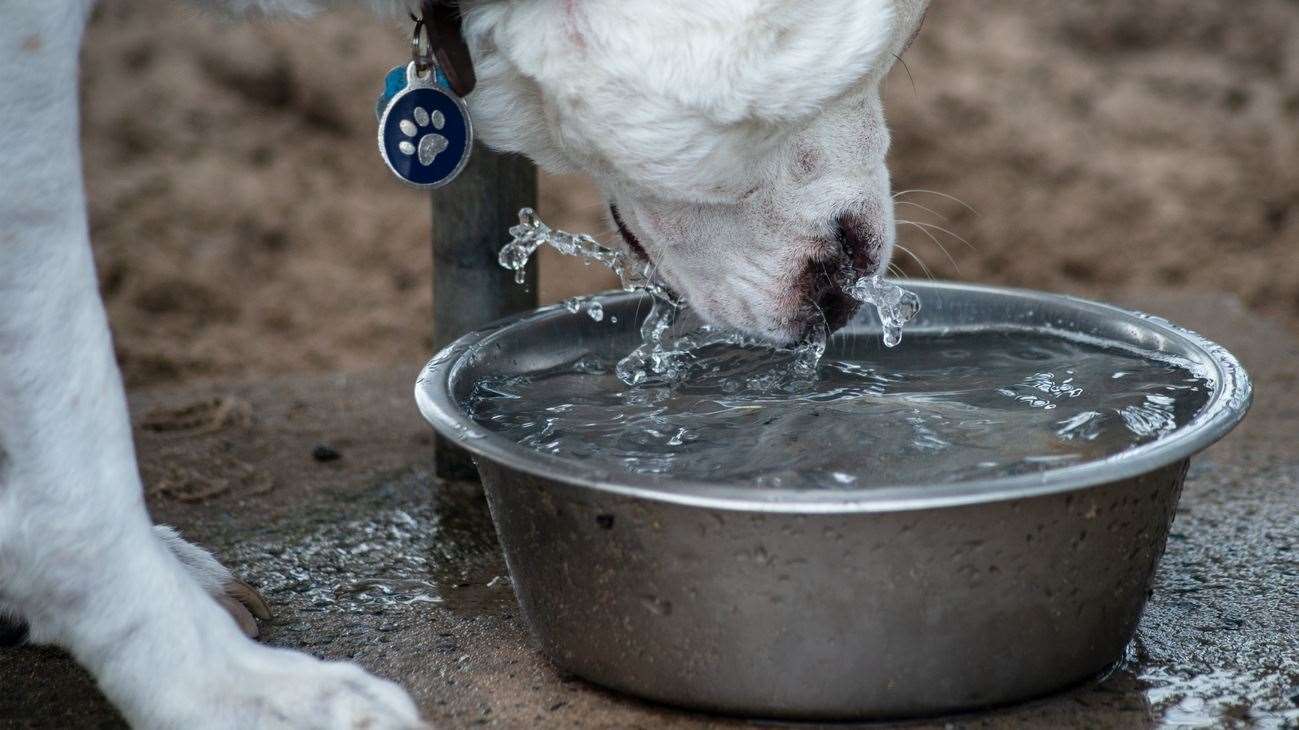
377 62 472 189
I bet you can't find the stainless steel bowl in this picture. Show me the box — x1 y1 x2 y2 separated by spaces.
414 281 1251 719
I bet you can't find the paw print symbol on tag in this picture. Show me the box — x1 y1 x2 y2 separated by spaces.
398 107 449 166
377 62 473 189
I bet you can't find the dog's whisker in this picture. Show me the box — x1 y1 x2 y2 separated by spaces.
890 52 918 98
899 220 960 274
894 199 949 222
892 188 979 216
893 243 934 280
903 219 976 251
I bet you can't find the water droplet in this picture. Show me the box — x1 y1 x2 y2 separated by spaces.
841 275 922 348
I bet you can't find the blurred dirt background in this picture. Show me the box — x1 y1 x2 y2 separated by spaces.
81 0 1299 387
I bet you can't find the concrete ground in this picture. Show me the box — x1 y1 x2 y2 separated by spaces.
2 291 1296 729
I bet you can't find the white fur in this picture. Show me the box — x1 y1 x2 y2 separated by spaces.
0 0 925 726
463 0 928 339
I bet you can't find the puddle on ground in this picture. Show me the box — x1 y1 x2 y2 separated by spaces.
1093 646 1299 729
1138 666 1299 728
222 471 513 618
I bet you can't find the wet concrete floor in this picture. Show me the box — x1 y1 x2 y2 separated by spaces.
1 291 1295 728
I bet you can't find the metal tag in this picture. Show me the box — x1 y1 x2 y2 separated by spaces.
376 62 473 189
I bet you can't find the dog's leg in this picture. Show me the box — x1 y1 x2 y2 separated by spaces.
0 3 421 727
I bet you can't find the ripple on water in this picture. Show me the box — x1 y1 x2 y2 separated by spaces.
466 330 1213 488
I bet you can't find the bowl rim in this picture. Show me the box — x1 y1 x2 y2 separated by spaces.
415 281 1252 513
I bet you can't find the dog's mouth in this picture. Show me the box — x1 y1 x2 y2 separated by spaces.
609 203 686 305
609 204 650 263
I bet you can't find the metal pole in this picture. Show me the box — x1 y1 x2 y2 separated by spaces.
431 143 537 479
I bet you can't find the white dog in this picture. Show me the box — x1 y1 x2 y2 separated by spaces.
0 0 927 726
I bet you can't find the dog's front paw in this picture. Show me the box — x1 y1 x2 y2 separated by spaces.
155 525 271 638
102 528 422 728
132 645 425 729
228 648 425 729
397 106 449 166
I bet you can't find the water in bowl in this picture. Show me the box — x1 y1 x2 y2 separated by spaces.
464 326 1213 488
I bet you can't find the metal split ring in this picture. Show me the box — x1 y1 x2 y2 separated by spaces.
411 15 435 78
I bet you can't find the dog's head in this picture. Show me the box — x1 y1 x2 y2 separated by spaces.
465 0 929 343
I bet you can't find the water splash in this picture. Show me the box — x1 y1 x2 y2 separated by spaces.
792 322 828 379
841 274 922 348
499 208 694 384
613 293 681 384
499 208 668 297
497 208 921 384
